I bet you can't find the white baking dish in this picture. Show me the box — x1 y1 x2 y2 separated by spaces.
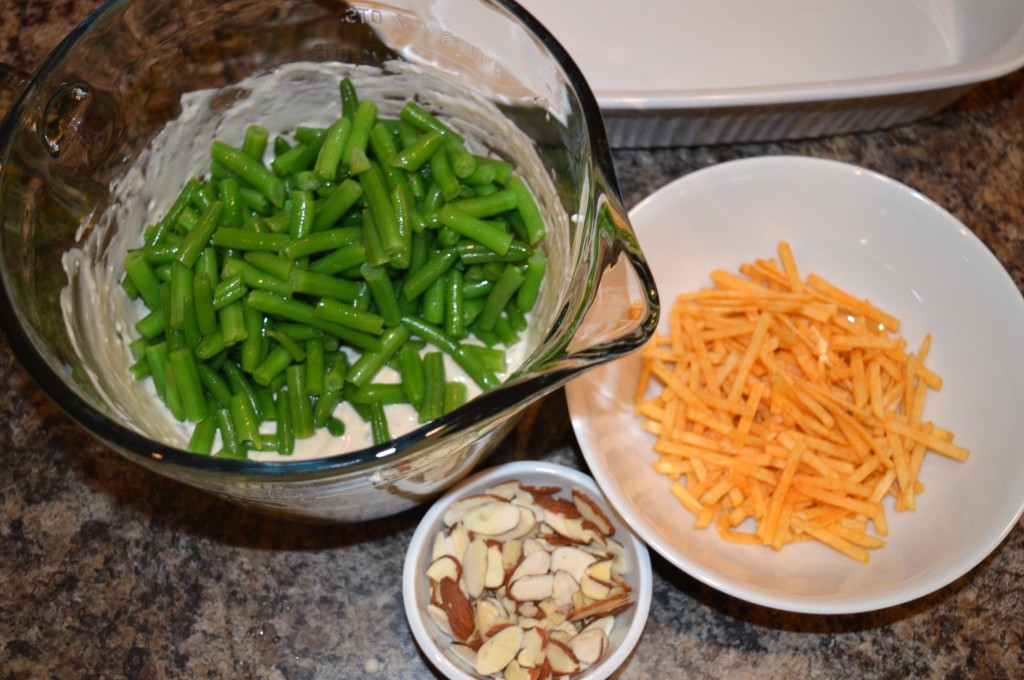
518 0 1024 147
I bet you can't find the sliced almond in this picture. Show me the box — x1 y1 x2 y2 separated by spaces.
474 625 525 676
503 659 531 680
517 601 539 619
430 530 446 562
531 493 581 519
568 592 634 623
573 488 616 537
551 569 579 610
447 522 471 563
462 537 490 599
501 538 524 573
443 493 502 527
517 626 547 668
544 638 580 675
509 573 554 602
522 536 547 557
549 545 598 583
580 573 612 601
463 501 523 536
484 543 506 589
490 505 539 542
543 511 593 544
425 554 462 585
508 548 551 584
587 558 615 584
488 480 521 500
439 577 476 642
581 615 615 637
569 627 608 666
476 597 507 637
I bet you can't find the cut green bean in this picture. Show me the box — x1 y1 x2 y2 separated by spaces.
214 407 243 458
445 140 476 179
211 140 285 208
507 175 546 245
135 308 165 340
305 338 325 397
211 272 246 309
290 268 362 303
390 129 445 173
324 353 349 393
289 189 315 241
313 178 364 231
124 251 164 309
445 269 465 339
246 291 382 352
308 241 368 275
283 227 362 260
219 178 244 229
398 345 425 409
438 205 513 256
241 124 269 161
193 272 217 336
443 381 468 414
516 250 546 312
312 389 343 428
347 325 411 388
265 329 307 362
401 315 499 390
358 161 403 256
402 247 458 301
286 364 315 439
344 100 378 170
400 101 464 143
271 130 325 177
188 415 217 455
212 228 290 252
476 264 525 332
240 303 265 373
360 263 402 327
368 400 390 445
148 178 198 246
252 345 294 386
314 116 353 181
340 77 359 119
229 392 263 448
314 298 385 335
176 201 224 268
275 389 295 455
197 363 233 407
243 252 293 281
429 145 461 201
419 351 445 423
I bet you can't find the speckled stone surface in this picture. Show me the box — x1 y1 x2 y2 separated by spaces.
1 2 1023 679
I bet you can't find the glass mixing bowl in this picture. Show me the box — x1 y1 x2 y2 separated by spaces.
0 0 658 521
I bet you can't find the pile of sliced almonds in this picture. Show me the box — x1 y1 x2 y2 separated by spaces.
424 479 636 679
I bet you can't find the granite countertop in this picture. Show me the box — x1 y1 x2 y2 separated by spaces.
1 2 1022 678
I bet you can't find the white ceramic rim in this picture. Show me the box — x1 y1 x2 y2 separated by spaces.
403 460 653 680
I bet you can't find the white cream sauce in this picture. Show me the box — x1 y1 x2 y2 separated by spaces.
59 61 567 461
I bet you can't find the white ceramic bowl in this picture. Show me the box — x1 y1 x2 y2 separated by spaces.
566 156 1024 614
403 461 652 679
